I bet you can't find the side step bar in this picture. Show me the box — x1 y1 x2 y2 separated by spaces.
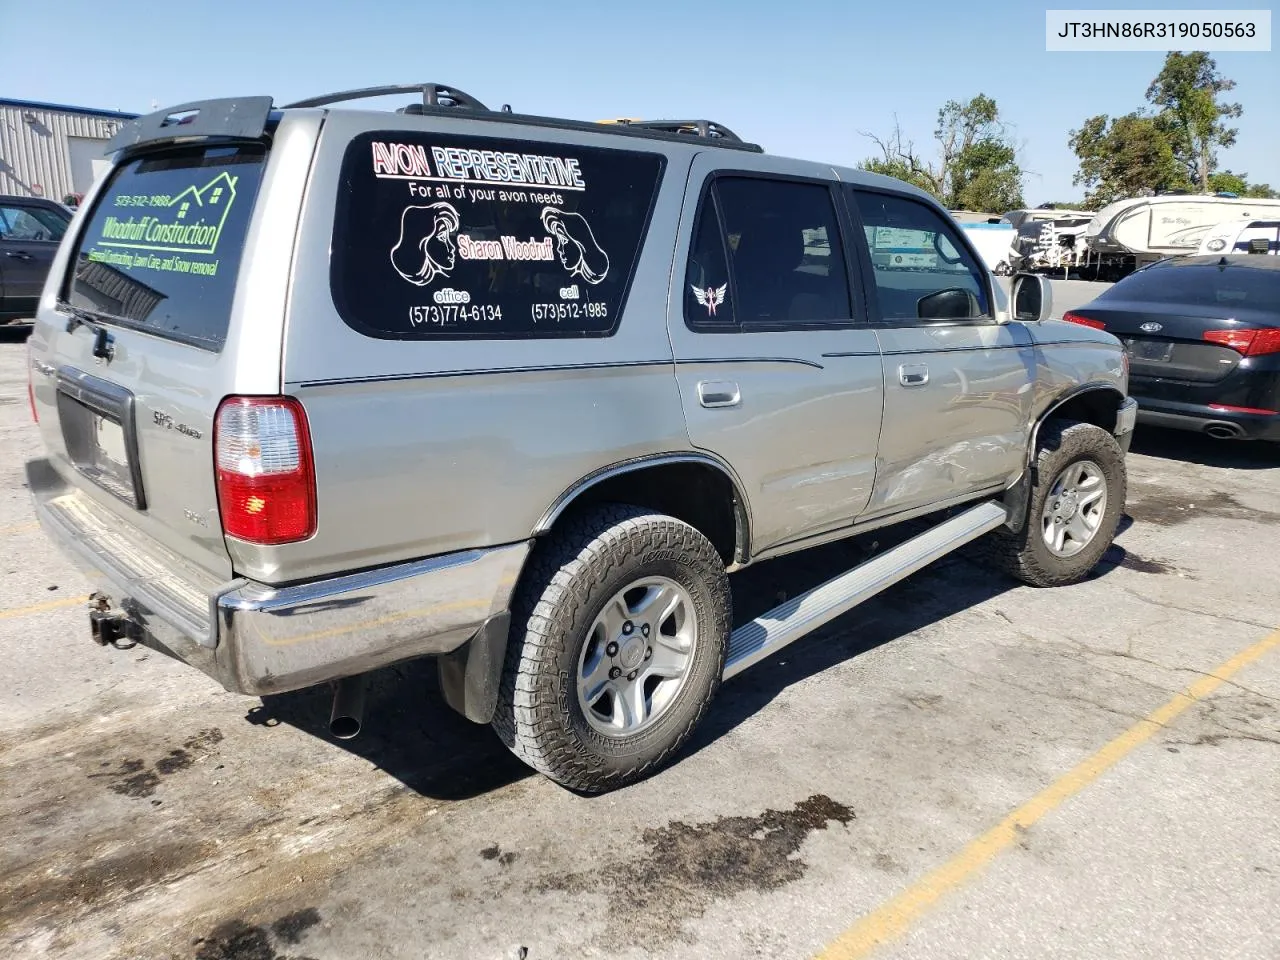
723 500 1008 680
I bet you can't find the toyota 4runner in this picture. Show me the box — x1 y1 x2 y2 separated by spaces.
24 84 1137 793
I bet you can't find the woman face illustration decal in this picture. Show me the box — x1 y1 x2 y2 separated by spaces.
540 207 610 284
390 202 461 286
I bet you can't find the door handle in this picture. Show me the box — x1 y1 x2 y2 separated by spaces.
898 363 929 387
697 380 741 408
5 251 34 261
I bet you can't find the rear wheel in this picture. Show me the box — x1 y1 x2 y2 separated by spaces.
491 504 731 793
982 420 1125 587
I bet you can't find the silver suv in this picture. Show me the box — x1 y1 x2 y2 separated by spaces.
24 84 1136 793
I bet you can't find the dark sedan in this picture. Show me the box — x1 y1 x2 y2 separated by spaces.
1063 254 1280 443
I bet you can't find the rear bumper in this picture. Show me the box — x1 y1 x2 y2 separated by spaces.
26 458 529 696
1134 399 1280 441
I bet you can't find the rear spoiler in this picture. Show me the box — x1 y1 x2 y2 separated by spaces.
104 97 275 156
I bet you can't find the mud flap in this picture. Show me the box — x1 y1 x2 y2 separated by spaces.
438 612 510 724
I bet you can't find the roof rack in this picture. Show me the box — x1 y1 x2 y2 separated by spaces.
277 83 757 154
597 118 745 143
283 82 490 112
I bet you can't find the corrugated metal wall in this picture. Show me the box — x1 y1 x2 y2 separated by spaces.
0 105 129 202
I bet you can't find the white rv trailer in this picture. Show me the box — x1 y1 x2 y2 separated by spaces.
1082 194 1280 280
1196 218 1280 256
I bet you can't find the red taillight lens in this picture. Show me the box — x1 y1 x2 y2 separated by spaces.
214 397 316 545
1205 327 1280 357
1062 311 1106 330
1204 329 1256 353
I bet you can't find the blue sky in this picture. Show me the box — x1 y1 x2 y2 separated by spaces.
5 0 1276 203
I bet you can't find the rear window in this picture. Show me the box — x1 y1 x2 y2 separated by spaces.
330 131 666 339
65 143 267 350
1105 259 1280 307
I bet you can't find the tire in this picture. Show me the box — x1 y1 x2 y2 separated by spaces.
981 420 1126 587
491 503 731 793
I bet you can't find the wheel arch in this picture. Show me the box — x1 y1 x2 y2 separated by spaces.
1030 382 1127 463
1000 382 1127 535
533 453 752 567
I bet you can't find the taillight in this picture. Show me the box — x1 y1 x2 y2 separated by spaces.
1062 311 1106 330
1204 327 1280 357
214 397 316 545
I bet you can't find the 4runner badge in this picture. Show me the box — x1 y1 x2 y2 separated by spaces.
692 283 727 317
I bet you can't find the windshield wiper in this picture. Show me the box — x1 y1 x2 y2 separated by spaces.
57 302 116 361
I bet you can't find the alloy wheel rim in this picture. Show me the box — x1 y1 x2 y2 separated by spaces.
576 576 698 738
1040 459 1108 558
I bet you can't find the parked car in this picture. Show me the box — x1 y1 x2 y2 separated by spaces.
0 194 73 323
1063 254 1280 443
24 85 1136 794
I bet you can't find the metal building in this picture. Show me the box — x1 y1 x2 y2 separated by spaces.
0 98 138 204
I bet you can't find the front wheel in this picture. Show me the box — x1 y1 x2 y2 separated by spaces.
491 504 731 793
982 420 1126 587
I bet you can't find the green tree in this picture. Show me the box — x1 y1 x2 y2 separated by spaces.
1068 112 1187 208
1206 170 1278 198
1146 52 1242 190
857 95 1024 212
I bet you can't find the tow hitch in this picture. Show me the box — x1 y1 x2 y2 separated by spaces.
88 593 136 648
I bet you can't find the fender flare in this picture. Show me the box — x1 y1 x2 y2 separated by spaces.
1027 382 1127 468
1001 382 1127 534
533 452 754 564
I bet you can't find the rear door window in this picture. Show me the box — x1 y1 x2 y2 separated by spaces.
331 132 666 339
65 143 267 350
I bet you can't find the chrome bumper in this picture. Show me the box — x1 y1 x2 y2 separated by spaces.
1116 396 1139 453
26 458 529 696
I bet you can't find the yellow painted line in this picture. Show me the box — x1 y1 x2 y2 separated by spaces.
813 626 1280 960
0 520 39 537
0 595 90 621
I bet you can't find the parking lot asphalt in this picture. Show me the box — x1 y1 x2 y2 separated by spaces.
1 328 1277 960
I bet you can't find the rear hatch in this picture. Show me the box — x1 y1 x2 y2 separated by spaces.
1069 259 1280 385
28 122 282 584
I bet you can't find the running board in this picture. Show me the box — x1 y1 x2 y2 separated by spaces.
723 500 1008 680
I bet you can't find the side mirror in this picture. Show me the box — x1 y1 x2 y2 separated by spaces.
1010 272 1053 322
917 287 978 320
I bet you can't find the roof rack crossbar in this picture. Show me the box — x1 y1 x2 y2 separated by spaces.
601 118 745 143
283 82 489 112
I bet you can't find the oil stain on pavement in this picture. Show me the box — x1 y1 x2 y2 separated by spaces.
536 794 854 945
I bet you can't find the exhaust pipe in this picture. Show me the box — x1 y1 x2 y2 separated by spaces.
328 675 366 740
1204 421 1244 440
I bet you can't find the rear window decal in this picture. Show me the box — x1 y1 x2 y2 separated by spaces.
691 283 727 317
331 131 665 340
65 144 266 350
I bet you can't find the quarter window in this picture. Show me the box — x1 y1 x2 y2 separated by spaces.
330 132 665 339
683 191 735 326
851 191 990 322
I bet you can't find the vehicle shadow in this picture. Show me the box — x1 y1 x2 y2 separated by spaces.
0 324 33 344
247 660 534 802
1129 424 1278 470
250 516 1122 800
682 531 1021 762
